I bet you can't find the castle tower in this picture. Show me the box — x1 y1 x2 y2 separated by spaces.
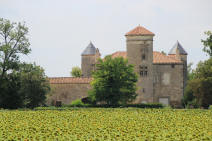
168 41 188 91
81 42 101 77
125 25 155 103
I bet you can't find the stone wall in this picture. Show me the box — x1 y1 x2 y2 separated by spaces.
153 64 184 107
47 83 91 105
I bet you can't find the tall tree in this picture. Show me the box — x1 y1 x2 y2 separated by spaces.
0 18 30 79
70 66 82 77
201 31 212 57
184 31 212 108
88 56 138 105
188 58 212 108
18 63 50 108
0 18 49 109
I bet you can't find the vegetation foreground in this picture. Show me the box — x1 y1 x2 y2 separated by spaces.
0 109 212 140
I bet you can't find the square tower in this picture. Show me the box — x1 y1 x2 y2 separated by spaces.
125 26 155 103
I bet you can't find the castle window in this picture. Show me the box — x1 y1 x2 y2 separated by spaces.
171 64 175 68
140 71 143 76
143 88 145 93
142 54 146 60
139 65 148 77
144 71 148 76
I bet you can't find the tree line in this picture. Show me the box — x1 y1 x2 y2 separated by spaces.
183 31 212 108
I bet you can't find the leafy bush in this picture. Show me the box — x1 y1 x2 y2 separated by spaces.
91 103 164 108
34 103 164 110
186 99 200 109
71 99 90 107
209 105 212 110
34 106 72 111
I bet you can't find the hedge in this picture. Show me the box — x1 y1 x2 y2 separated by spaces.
34 103 164 110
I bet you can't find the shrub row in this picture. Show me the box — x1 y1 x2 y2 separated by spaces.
34 103 164 110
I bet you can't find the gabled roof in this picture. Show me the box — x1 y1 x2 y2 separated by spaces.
168 41 187 55
49 77 92 84
125 25 155 36
111 51 182 64
81 42 96 55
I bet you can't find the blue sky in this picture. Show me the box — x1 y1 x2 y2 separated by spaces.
0 0 212 77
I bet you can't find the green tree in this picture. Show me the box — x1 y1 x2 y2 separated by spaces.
183 31 212 108
0 63 50 109
189 58 212 108
182 63 196 107
201 31 212 57
0 18 30 79
18 63 50 108
88 56 138 105
0 18 50 109
71 66 82 77
0 74 24 109
187 63 195 80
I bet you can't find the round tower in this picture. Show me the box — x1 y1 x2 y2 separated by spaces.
125 25 155 103
81 42 100 77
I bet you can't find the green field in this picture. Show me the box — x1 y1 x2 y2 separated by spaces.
0 109 212 140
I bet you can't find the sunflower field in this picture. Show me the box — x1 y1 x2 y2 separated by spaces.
0 108 211 140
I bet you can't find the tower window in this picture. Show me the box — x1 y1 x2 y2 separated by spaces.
143 88 145 93
142 54 146 60
144 71 148 76
139 65 148 77
140 71 143 76
171 64 175 68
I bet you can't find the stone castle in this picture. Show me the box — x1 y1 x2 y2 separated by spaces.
49 25 187 107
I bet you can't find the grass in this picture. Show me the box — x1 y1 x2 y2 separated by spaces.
0 108 211 140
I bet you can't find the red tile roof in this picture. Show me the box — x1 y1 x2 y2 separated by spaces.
153 51 182 64
49 77 92 84
125 25 155 36
111 51 127 58
111 51 182 64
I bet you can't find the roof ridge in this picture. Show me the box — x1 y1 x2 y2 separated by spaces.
48 77 92 79
125 25 155 36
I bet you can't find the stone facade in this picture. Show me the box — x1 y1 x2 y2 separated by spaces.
47 83 91 105
49 25 187 107
153 64 184 107
126 35 154 103
47 77 92 105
